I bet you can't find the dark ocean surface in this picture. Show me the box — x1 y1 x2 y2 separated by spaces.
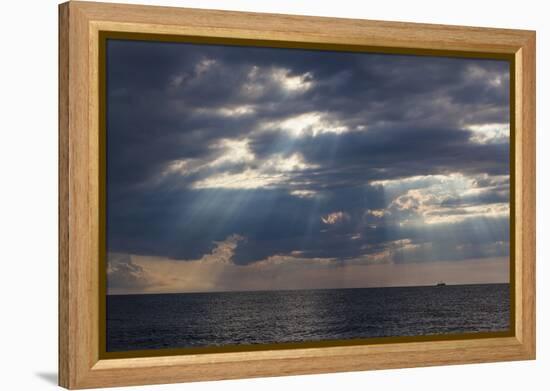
106 283 510 352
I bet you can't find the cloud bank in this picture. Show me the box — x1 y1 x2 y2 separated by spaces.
107 235 508 294
106 40 510 293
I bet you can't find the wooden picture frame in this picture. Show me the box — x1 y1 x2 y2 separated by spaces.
59 1 536 389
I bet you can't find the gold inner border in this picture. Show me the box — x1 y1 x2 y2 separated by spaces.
98 31 516 360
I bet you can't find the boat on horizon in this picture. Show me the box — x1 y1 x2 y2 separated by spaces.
436 282 447 287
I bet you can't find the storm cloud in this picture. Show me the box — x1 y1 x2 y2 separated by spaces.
106 39 510 293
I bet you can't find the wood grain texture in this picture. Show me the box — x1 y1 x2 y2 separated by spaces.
59 1 98 388
58 3 70 387
58 1 536 388
517 34 536 355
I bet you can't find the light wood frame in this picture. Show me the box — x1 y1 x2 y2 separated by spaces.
59 1 536 389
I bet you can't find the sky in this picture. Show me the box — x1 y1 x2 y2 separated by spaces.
106 39 510 294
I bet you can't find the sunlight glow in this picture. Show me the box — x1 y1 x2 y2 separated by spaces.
290 189 317 198
192 152 316 190
264 111 349 137
192 169 284 189
271 68 313 92
211 138 255 166
216 105 256 117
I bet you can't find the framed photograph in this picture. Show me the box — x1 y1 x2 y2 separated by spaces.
59 1 536 389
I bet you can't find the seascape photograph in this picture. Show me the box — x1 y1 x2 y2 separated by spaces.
105 39 511 352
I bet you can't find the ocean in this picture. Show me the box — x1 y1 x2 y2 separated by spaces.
106 283 510 352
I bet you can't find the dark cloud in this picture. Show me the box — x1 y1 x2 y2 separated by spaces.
106 39 510 274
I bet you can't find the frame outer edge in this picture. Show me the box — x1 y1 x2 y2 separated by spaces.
59 1 536 388
59 2 71 389
522 31 536 358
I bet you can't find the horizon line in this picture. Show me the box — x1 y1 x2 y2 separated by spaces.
107 281 510 296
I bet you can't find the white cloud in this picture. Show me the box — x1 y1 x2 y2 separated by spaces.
466 123 509 144
209 138 255 166
371 173 462 188
374 173 509 225
195 105 256 118
195 58 217 75
389 186 508 225
162 138 256 179
321 211 350 225
270 68 313 92
264 153 314 172
192 168 285 189
422 203 509 224
197 234 245 265
366 209 387 218
192 152 317 190
289 189 317 198
217 105 255 117
264 111 349 137
357 238 424 264
240 65 313 98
